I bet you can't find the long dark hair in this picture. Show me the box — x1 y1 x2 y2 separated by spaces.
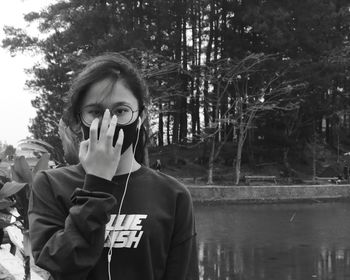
63 52 149 163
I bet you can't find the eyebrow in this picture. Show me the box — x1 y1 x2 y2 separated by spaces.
84 101 132 107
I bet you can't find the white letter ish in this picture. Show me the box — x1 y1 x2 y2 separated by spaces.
105 214 148 248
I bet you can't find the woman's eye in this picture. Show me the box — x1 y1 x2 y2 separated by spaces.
116 110 125 114
114 108 129 115
89 109 102 116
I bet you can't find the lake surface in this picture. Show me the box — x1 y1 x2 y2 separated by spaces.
195 202 350 280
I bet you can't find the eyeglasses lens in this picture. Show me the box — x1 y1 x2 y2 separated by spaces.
81 105 133 126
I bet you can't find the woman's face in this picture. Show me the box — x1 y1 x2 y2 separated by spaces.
79 78 141 153
80 78 139 124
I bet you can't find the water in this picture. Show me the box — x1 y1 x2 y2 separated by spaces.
195 202 350 280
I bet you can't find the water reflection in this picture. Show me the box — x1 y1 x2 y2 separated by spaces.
195 202 350 280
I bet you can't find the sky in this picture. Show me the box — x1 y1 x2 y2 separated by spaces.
0 0 53 147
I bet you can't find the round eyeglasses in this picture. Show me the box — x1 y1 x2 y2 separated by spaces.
79 104 139 127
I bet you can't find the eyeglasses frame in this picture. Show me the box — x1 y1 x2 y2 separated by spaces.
78 104 140 127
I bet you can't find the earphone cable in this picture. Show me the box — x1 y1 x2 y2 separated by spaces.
107 120 141 280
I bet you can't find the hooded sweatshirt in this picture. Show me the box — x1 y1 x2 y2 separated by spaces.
28 164 199 280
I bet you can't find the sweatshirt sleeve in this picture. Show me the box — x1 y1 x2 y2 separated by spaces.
163 188 199 280
28 171 117 280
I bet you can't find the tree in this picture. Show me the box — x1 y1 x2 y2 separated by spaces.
3 145 16 161
3 0 350 183
202 53 304 184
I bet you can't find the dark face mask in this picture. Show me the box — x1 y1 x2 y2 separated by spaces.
81 119 139 154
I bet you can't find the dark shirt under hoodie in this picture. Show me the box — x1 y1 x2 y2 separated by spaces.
28 164 199 280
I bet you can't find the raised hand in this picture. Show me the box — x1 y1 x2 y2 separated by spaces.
79 109 124 181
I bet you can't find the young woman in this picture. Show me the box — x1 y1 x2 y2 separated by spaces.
29 53 199 280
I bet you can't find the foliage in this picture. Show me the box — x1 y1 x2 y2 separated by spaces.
0 154 49 231
0 154 50 280
2 0 350 182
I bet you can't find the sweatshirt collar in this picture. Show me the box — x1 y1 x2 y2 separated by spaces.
76 163 147 182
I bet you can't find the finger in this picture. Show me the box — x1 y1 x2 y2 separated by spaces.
89 118 99 149
99 109 111 140
114 128 124 152
78 140 89 160
106 115 118 150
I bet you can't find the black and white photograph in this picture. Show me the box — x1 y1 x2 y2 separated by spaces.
1 1 350 279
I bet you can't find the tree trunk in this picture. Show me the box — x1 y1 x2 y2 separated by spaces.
207 136 215 184
179 96 187 143
172 0 183 144
167 105 171 145
180 0 188 143
211 1 219 135
326 117 330 145
191 0 200 142
196 0 202 136
190 89 196 142
234 132 244 185
312 120 317 182
195 82 201 137
144 145 150 167
207 79 222 184
156 7 163 148
221 0 228 57
234 104 256 185
203 0 215 127
158 102 164 146
172 105 180 144
283 147 291 176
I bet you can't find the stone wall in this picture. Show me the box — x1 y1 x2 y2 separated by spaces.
188 184 350 202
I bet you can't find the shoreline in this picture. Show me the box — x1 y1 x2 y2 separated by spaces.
187 184 350 203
